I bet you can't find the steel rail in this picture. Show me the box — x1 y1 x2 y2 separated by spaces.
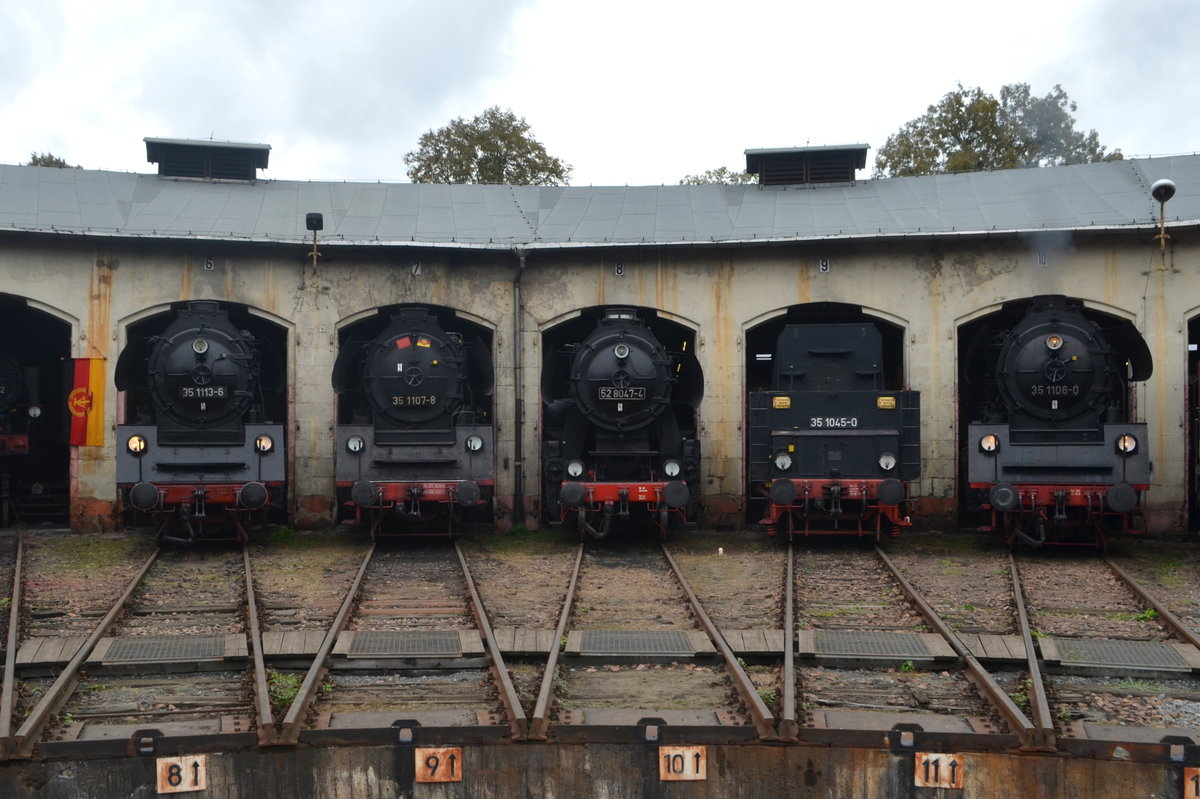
455 541 527 739
1103 555 1200 650
660 543 776 739
1008 553 1056 749
242 547 275 743
9 546 161 758
530 543 584 739
874 546 1043 751
0 532 24 744
779 543 798 740
275 542 376 744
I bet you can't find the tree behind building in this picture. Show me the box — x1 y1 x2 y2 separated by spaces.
27 152 79 168
873 83 1121 178
404 107 571 185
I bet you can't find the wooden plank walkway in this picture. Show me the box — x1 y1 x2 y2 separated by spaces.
263 630 328 657
493 627 557 656
16 635 89 667
721 629 787 655
958 633 1027 663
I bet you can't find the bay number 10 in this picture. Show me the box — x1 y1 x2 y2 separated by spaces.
659 745 707 781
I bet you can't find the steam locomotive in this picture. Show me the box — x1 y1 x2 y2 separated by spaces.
542 308 702 540
0 348 35 459
332 307 494 538
963 295 1153 547
748 323 921 540
115 302 286 544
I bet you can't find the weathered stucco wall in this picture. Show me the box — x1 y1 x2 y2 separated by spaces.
0 227 1190 531
0 741 1186 798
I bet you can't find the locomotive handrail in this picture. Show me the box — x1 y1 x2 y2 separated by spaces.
530 544 584 739
8 546 161 759
874 546 1046 751
0 532 24 744
661 544 776 739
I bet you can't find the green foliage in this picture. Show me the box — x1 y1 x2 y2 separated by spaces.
757 688 777 706
267 669 303 707
900 660 915 674
873 83 1121 178
267 526 298 544
27 152 79 168
679 166 758 185
405 106 571 185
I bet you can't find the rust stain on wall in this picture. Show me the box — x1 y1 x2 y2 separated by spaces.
86 258 115 358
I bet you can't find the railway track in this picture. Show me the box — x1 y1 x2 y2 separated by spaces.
1 528 1200 758
274 539 525 742
0 533 274 758
527 540 772 741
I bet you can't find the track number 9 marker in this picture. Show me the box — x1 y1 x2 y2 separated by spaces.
415 747 463 783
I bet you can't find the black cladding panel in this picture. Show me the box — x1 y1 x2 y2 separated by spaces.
772 323 883 391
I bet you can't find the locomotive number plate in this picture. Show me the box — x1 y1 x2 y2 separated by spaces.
392 395 439 406
599 387 645 400
809 417 858 428
179 386 227 399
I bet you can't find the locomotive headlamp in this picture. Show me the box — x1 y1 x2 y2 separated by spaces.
1046 334 1064 351
126 434 148 455
613 343 631 360
878 452 897 471
465 435 484 452
192 337 210 355
979 434 1000 454
567 460 585 478
254 434 275 454
27 405 41 419
1116 433 1138 455
774 451 793 471
663 459 682 478
346 435 365 453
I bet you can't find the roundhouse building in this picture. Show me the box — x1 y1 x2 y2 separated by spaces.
0 138 1196 535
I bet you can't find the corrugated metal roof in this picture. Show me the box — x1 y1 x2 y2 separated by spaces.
0 155 1197 249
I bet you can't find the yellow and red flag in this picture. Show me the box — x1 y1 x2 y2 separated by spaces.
67 358 105 446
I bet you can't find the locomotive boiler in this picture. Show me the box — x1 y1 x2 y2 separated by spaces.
542 308 702 540
963 295 1153 547
332 307 494 538
748 323 921 540
116 302 286 543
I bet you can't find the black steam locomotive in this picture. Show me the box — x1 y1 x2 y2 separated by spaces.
542 308 702 540
116 302 286 543
748 323 921 540
332 307 494 538
963 295 1153 547
0 348 35 459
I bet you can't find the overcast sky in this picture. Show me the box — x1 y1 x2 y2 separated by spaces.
2 0 1195 186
